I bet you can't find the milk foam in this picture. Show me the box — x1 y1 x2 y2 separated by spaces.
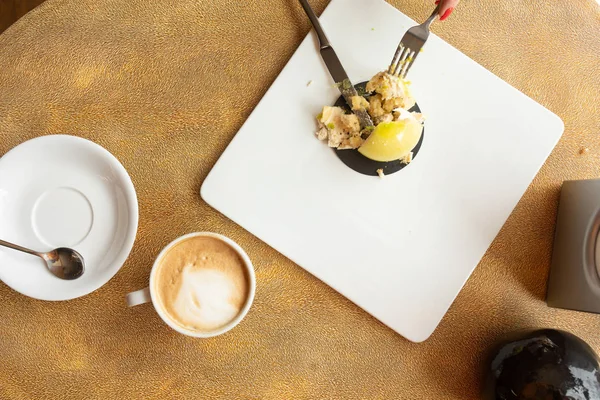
171 265 241 331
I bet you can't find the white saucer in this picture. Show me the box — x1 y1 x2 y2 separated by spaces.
0 135 138 300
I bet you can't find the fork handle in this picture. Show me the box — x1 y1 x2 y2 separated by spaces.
298 0 330 48
423 4 441 30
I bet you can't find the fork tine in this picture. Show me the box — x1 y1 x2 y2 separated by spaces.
391 46 409 76
400 50 416 79
401 55 417 79
393 46 412 77
388 43 404 75
390 5 438 80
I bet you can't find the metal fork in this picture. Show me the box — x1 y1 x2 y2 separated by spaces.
388 4 440 79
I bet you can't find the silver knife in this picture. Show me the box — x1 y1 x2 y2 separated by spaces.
297 0 374 130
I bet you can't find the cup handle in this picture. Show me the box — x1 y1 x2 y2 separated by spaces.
126 287 151 307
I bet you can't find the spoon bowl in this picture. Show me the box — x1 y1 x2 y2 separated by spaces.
40 247 85 280
0 239 85 280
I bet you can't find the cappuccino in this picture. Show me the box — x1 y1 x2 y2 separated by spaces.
153 235 249 333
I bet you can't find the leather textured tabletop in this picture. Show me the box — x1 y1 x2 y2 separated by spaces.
0 0 599 398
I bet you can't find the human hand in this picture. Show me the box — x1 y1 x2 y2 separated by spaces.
436 0 459 21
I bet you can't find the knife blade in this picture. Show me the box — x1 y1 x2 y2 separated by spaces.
298 0 374 130
320 46 374 130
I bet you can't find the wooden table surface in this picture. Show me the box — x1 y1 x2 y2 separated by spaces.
0 0 599 398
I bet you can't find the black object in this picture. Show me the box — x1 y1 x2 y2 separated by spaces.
332 81 424 177
484 329 600 399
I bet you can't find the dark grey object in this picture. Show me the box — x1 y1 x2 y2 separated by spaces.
547 179 600 313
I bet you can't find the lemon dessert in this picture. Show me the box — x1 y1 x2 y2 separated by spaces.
316 71 424 165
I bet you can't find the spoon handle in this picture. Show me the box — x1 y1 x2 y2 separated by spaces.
0 239 41 258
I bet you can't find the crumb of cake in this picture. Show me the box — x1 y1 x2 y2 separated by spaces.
410 112 426 123
368 94 386 118
579 147 589 155
307 80 313 87
338 136 364 150
365 72 415 123
382 96 405 113
316 106 361 148
351 95 370 111
360 125 375 138
393 108 426 124
401 152 413 164
377 169 385 178
366 72 414 104
374 113 393 125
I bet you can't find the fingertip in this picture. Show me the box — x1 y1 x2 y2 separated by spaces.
440 7 454 21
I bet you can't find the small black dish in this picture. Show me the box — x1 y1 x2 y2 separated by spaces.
332 81 424 177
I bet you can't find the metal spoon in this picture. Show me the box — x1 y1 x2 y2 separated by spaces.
0 239 85 280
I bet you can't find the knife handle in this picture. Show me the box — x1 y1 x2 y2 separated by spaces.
298 0 330 48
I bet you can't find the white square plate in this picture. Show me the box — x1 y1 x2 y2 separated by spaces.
201 0 563 342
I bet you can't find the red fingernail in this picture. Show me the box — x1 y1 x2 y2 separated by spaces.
435 0 440 4
440 7 453 21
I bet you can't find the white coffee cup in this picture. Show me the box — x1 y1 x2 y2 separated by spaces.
126 232 256 338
